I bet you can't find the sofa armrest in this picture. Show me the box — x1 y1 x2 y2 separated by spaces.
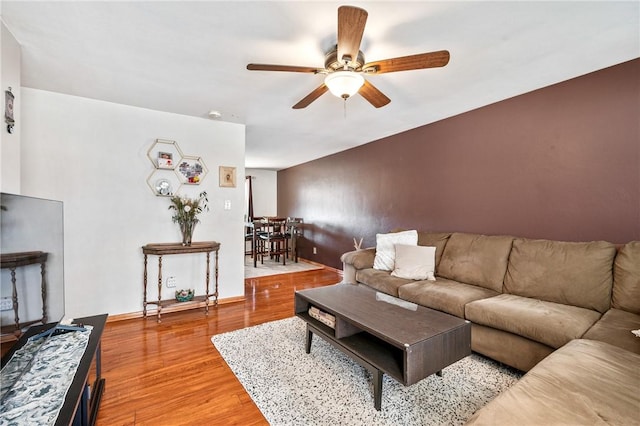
341 248 375 284
341 248 376 270
342 262 357 284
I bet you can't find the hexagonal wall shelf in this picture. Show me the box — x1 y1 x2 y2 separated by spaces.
147 139 183 169
146 139 208 196
147 169 182 197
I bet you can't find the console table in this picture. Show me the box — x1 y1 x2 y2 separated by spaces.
0 251 48 336
142 241 220 323
0 314 107 426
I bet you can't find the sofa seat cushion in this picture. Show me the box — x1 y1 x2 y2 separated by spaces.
437 233 513 293
471 324 554 372
355 268 412 297
504 238 616 313
582 308 640 354
465 339 640 425
398 278 499 319
612 241 640 315
465 294 601 349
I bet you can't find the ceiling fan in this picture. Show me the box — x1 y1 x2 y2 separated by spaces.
247 5 450 109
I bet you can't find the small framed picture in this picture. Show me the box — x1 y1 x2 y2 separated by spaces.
219 166 236 188
157 151 173 168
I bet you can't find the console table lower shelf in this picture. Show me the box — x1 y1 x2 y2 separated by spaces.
142 241 220 323
295 284 471 411
145 295 210 309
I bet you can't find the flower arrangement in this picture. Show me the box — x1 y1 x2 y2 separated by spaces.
168 191 208 245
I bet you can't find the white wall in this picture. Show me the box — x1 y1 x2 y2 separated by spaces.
20 88 246 319
1 21 21 194
245 168 277 218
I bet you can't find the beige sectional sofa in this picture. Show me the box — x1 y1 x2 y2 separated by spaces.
466 338 640 425
341 232 640 423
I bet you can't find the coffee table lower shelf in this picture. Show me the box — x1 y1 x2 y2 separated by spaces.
302 317 405 410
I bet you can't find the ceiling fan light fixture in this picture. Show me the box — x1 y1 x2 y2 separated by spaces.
324 71 364 99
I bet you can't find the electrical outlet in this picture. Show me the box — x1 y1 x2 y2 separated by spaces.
224 200 231 210
0 297 12 311
166 276 177 288
313 247 317 255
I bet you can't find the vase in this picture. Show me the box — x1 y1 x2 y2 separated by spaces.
180 221 196 246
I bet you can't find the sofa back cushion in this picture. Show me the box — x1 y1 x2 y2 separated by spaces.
504 238 616 313
612 241 640 314
417 231 451 272
437 233 514 292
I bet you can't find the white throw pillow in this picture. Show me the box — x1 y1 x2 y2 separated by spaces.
391 244 437 280
373 230 418 271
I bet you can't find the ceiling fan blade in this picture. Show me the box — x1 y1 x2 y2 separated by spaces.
292 84 329 109
247 64 322 73
359 80 391 108
337 6 368 67
363 50 450 74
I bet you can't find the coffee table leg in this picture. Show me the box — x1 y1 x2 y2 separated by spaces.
305 324 313 354
373 369 383 411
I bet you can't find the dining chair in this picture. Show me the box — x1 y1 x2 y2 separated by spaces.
285 218 303 262
245 223 254 257
258 218 288 265
252 220 268 267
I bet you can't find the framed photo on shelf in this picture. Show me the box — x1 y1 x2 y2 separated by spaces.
157 151 173 168
219 166 236 188
178 156 206 184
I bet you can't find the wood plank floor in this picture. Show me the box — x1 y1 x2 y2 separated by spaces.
97 267 342 425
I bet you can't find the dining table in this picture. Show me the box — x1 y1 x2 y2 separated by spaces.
245 217 302 267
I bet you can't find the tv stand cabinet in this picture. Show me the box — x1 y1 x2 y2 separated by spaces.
0 314 108 426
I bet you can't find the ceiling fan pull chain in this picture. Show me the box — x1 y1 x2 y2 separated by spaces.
343 99 347 119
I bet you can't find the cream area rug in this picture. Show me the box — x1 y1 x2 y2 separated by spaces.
244 256 323 279
211 317 522 425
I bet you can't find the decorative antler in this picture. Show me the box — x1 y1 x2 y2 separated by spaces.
353 237 363 251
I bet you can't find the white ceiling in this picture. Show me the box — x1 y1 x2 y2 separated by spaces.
1 1 638 170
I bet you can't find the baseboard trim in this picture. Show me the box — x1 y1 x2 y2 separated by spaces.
298 258 343 276
106 262 341 323
106 295 246 323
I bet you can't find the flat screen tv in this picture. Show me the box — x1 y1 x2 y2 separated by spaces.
0 193 65 400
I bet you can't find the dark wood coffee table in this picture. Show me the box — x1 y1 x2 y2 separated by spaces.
294 283 471 410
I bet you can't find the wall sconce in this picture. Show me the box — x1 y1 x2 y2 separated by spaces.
5 88 15 134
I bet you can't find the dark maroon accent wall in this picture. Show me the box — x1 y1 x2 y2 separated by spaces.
278 59 640 269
